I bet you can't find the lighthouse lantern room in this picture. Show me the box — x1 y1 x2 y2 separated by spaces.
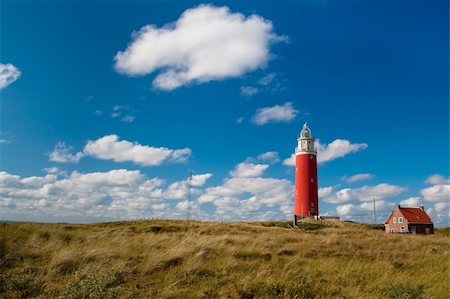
294 122 319 225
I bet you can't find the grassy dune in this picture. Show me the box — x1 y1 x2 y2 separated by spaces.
0 220 448 298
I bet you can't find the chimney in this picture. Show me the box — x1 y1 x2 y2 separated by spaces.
419 205 424 210
396 204 401 209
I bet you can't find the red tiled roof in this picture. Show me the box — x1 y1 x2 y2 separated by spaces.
399 207 433 224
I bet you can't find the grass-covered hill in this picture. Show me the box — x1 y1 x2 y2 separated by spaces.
0 220 448 298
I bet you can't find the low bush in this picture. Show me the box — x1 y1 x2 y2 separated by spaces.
54 258 79 275
63 270 125 299
366 224 385 230
388 283 425 299
0 273 44 298
277 249 297 256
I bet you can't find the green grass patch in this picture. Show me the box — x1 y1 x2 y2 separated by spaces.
295 222 328 231
436 227 450 236
387 283 426 299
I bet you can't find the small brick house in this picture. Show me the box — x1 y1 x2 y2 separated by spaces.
385 205 434 234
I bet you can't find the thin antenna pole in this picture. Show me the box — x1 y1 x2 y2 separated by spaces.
373 198 377 224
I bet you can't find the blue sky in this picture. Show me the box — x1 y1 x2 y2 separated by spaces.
1 0 448 225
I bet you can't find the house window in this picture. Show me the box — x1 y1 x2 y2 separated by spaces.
400 227 405 233
399 217 403 223
393 217 396 223
310 178 314 183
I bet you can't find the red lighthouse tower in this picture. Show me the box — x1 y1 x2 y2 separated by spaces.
294 122 319 225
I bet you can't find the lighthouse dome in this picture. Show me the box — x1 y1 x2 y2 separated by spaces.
300 122 312 138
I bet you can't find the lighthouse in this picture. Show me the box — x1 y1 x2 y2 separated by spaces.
294 122 319 225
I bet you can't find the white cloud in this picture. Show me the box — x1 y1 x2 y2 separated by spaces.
399 197 421 207
316 139 367 163
318 186 333 198
121 115 135 123
323 183 406 204
109 105 135 122
236 117 245 124
434 202 447 213
240 86 259 97
113 105 124 111
114 4 286 90
336 204 356 218
198 176 293 219
342 173 374 183
258 72 276 86
94 110 103 116
0 169 204 220
251 102 298 125
240 73 280 97
419 174 450 203
49 142 84 163
282 154 296 166
194 159 294 221
190 173 213 187
176 200 190 211
43 167 67 177
83 135 191 166
420 184 450 202
229 162 269 178
256 151 280 164
283 139 368 166
0 63 21 89
44 167 61 174
49 135 191 167
425 174 450 185
424 202 449 226
336 200 395 222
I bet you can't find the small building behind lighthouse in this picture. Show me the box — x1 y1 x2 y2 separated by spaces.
294 122 319 225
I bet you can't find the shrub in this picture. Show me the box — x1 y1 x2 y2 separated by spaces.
250 281 284 298
54 258 79 275
366 224 385 230
1 273 44 298
388 283 425 299
286 282 315 299
64 270 125 299
277 249 297 256
38 231 51 242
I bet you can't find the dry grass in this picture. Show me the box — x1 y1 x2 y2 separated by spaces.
0 220 448 298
